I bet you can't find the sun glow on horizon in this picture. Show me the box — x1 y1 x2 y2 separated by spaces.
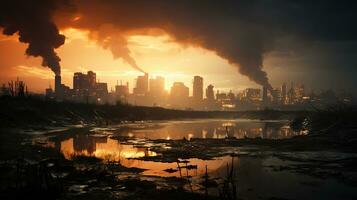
1 27 257 93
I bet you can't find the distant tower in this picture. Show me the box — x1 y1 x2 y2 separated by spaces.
149 76 165 97
262 86 268 105
288 81 296 104
281 82 287 104
193 76 203 101
87 71 96 88
206 84 214 101
144 73 148 93
133 73 149 95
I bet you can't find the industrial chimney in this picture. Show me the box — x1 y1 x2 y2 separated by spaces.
55 75 62 97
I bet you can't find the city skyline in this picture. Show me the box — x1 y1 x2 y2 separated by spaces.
9 69 345 111
1 1 357 98
0 68 349 99
1 1 357 200
1 29 356 96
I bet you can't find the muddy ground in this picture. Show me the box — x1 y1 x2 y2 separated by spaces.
0 126 221 200
1 123 357 200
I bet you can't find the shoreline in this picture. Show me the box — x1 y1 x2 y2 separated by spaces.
0 96 307 129
1 97 357 199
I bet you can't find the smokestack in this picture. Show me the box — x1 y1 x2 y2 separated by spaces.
55 75 62 96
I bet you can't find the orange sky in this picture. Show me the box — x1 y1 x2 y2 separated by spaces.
0 28 279 94
1 1 356 97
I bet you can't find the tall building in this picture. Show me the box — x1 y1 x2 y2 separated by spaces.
193 76 203 101
262 86 268 105
95 82 108 102
171 82 189 98
87 71 96 89
281 82 287 104
206 84 214 101
72 70 109 103
272 88 281 104
170 82 189 107
288 82 296 104
73 72 89 92
295 83 305 102
133 73 149 96
149 76 165 97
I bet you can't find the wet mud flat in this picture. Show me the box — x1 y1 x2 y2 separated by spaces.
1 120 357 200
119 134 357 186
0 128 213 200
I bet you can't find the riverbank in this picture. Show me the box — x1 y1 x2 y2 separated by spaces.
0 96 307 129
1 118 357 200
1 98 357 199
0 127 217 200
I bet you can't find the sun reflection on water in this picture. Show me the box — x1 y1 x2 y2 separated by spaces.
42 120 303 177
49 135 232 177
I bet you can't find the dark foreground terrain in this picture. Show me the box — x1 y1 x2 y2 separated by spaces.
0 96 306 128
1 97 357 200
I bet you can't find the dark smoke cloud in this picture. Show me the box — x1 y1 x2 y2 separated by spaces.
66 0 357 89
0 0 69 75
67 0 274 88
2 0 357 87
89 24 146 73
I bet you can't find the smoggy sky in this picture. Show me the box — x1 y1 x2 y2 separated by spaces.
1 0 357 95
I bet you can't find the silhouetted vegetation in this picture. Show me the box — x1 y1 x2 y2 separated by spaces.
1 78 28 97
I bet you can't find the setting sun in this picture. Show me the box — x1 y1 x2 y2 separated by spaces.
1 1 357 200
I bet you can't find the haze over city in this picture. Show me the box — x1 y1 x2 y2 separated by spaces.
1 1 357 200
1 0 357 96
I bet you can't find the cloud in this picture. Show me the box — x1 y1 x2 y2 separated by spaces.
15 65 53 79
0 0 70 75
88 24 146 73
59 0 356 90
2 0 357 90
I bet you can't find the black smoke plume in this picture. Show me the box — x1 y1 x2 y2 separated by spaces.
70 0 357 89
0 0 67 75
2 0 356 87
89 24 146 73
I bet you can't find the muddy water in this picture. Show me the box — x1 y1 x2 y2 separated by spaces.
215 156 357 199
44 135 231 177
37 119 357 199
42 119 298 176
112 119 302 140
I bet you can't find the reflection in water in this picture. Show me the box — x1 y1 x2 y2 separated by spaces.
43 120 302 177
37 120 357 199
124 120 302 140
48 133 231 177
215 157 357 200
58 135 156 160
